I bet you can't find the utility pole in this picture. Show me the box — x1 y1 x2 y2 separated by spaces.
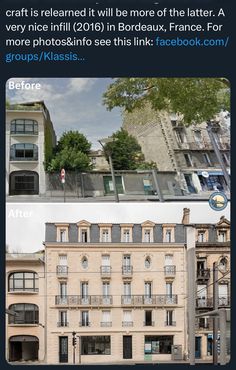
186 225 196 365
207 123 231 191
213 262 219 365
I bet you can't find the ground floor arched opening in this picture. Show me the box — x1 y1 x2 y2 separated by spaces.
9 335 39 362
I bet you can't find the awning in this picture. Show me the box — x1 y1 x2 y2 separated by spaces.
10 336 39 342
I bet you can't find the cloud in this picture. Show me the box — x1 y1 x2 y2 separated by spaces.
67 78 97 94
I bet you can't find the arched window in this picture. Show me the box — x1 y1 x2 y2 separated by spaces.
10 119 38 135
10 144 38 161
8 304 39 324
8 272 39 292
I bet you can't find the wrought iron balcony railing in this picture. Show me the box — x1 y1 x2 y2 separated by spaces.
121 294 178 306
100 322 112 327
122 265 133 276
55 295 113 306
164 321 176 326
143 321 155 326
122 321 133 327
196 269 210 280
100 266 111 277
57 322 69 327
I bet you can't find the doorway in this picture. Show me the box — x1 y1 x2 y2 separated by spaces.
123 336 132 359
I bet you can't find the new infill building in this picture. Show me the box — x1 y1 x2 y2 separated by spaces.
5 210 231 364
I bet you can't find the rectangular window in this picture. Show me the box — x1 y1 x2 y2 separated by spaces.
184 153 193 167
144 336 173 354
144 229 151 242
123 283 131 303
123 310 132 326
81 229 88 243
59 311 68 327
101 310 111 326
123 229 130 242
165 254 173 266
203 153 212 166
59 255 67 265
102 229 110 242
166 310 174 326
165 230 172 243
218 284 228 306
197 230 206 242
81 336 111 355
218 231 227 242
81 311 89 326
81 282 89 302
197 284 207 307
144 311 153 326
59 229 67 242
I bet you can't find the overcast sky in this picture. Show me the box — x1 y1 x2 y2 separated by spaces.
6 78 122 149
6 202 230 253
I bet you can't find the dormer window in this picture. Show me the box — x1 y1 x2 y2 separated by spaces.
198 230 206 243
56 224 69 242
99 224 112 243
141 221 155 242
144 229 151 242
218 230 227 242
77 221 91 243
163 225 175 243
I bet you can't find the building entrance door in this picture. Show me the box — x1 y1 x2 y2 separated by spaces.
123 336 132 359
59 336 68 363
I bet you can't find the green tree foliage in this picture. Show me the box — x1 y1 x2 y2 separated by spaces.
103 78 230 125
103 129 156 170
46 130 91 172
57 130 91 154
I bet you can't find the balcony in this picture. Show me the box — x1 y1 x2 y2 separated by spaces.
100 322 112 327
164 321 176 327
122 321 133 327
197 269 210 281
122 265 133 278
164 265 176 278
196 297 230 308
100 266 111 278
195 320 213 331
121 295 178 306
55 295 113 307
56 265 69 277
57 322 69 327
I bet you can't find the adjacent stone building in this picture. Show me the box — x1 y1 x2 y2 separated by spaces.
123 104 230 195
194 216 230 360
6 101 56 196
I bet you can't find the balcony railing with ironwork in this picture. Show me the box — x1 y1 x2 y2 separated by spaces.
100 266 111 277
56 265 69 276
164 321 176 327
121 295 178 306
195 320 213 330
100 322 112 327
122 265 133 276
57 322 69 327
122 321 133 327
164 265 176 277
196 297 230 308
197 269 210 281
55 295 113 306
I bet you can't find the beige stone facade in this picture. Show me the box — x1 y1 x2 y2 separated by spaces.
44 220 188 364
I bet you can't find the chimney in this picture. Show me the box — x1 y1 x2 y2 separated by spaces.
182 208 190 224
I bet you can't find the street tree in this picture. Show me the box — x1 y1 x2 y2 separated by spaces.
103 78 230 125
46 130 91 172
103 128 156 170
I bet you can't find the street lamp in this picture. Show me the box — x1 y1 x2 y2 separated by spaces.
98 137 119 203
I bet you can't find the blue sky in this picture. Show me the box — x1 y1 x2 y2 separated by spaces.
6 78 122 149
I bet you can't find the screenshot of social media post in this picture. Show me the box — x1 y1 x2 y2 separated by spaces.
5 77 231 366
